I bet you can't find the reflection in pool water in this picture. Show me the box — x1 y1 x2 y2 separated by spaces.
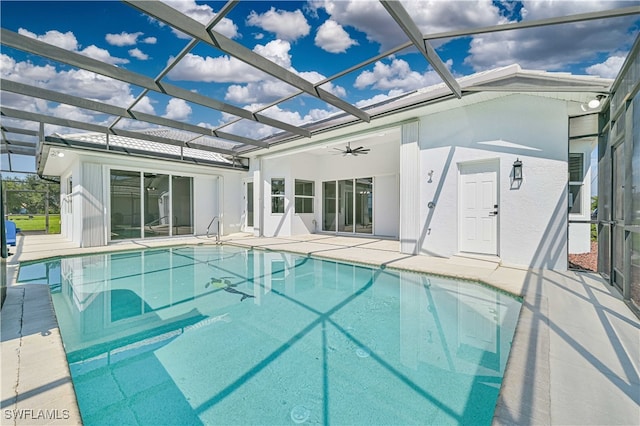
18 245 521 425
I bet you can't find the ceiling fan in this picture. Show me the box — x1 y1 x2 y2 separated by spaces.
333 142 370 156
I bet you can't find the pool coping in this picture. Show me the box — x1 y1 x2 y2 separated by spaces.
2 234 639 425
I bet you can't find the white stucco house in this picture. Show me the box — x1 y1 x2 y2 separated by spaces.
38 65 609 271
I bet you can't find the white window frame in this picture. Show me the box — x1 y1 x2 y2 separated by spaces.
294 179 314 214
568 152 585 216
271 178 285 214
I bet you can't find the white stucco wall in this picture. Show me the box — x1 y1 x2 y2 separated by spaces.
259 137 400 237
418 94 569 270
60 169 73 241
70 161 82 246
56 152 246 246
260 155 293 237
374 174 400 237
193 176 219 236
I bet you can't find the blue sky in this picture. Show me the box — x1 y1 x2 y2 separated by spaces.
0 0 639 148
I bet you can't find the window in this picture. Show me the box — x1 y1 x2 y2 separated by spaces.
295 179 314 213
569 153 584 214
271 178 285 214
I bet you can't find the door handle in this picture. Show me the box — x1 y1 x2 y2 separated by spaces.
489 210 498 216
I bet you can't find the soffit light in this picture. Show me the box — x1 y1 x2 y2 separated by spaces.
581 95 606 111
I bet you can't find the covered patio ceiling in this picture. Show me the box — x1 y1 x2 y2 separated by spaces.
1 1 639 174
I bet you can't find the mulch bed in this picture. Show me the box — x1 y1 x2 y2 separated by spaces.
568 241 598 271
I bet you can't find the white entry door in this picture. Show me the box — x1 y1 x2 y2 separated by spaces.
459 162 498 255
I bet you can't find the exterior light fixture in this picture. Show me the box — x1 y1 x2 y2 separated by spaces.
513 158 523 180
50 150 64 158
588 94 605 109
581 95 606 111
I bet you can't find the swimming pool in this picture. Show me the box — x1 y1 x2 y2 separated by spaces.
18 245 521 425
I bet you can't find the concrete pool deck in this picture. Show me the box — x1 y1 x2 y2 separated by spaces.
1 233 638 425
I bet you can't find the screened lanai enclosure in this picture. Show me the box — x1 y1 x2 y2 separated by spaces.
1 1 640 313
598 35 640 315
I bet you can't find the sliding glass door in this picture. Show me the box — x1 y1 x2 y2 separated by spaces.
110 169 193 241
172 176 193 236
323 177 373 234
323 181 336 232
144 173 170 238
338 179 354 232
110 170 141 241
355 178 373 234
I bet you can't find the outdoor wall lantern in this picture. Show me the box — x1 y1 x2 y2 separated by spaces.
513 158 523 181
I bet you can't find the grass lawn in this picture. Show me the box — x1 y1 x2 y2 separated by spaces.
6 214 61 234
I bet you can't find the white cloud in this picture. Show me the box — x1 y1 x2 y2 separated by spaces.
307 0 401 52
225 80 296 104
142 36 157 44
298 71 347 98
79 45 129 65
464 0 638 72
168 38 346 106
309 0 501 52
105 31 143 46
49 104 104 124
130 96 155 115
1 54 57 82
168 52 266 83
18 28 129 65
0 54 156 117
403 1 504 36
161 0 239 39
246 7 310 41
308 0 507 52
169 40 290 83
355 58 451 92
315 20 358 53
220 104 337 139
586 54 626 79
18 28 78 50
253 39 293 68
355 90 406 109
163 98 192 120
129 48 149 61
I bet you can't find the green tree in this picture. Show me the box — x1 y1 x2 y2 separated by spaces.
2 175 60 215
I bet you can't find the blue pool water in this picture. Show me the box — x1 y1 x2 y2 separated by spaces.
18 245 521 425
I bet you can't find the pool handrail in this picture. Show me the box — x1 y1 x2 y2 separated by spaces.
207 216 220 243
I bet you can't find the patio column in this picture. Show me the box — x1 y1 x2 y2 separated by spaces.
400 120 420 255
254 159 262 237
80 163 105 247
